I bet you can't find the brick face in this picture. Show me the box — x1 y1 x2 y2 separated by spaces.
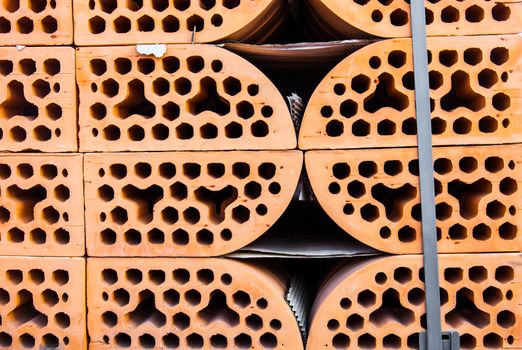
73 0 286 45
0 154 84 256
0 47 77 152
306 145 522 254
307 0 522 38
0 0 73 45
76 45 296 152
299 35 522 150
307 253 521 350
0 257 86 349
87 258 303 349
84 151 302 256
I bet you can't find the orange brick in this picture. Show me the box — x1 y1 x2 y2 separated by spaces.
299 35 522 150
0 154 84 256
306 145 522 254
84 151 302 256
307 0 522 38
87 257 304 349
0 47 77 152
76 45 296 152
73 0 286 45
307 253 521 349
0 0 72 45
0 256 86 349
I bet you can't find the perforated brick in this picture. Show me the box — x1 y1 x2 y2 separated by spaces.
0 256 86 349
0 47 76 152
87 258 304 349
307 253 521 350
73 0 285 45
0 154 84 256
77 45 295 152
0 0 72 45
300 35 522 150
307 0 522 38
306 145 522 254
84 151 302 256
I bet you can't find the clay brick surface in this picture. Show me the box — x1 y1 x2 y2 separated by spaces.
307 253 521 349
306 145 522 254
0 0 72 45
84 151 302 256
299 35 522 150
73 0 285 45
0 153 84 256
77 45 295 152
0 256 86 349
308 0 522 38
0 47 77 152
87 258 304 349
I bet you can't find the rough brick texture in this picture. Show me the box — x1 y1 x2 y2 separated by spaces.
73 0 285 45
300 35 522 150
307 253 521 349
84 151 302 256
77 45 295 152
307 0 522 38
87 258 304 349
0 154 84 256
0 257 86 349
0 0 72 45
0 47 77 152
306 145 522 254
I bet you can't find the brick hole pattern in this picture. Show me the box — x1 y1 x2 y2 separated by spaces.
84 151 302 256
0 154 84 256
73 0 283 45
0 0 72 45
77 45 295 152
306 145 522 254
300 35 522 150
0 47 76 152
0 257 86 349
311 0 522 37
87 258 304 349
307 254 521 350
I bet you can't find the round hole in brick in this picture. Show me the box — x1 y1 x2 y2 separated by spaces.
268 182 281 195
187 56 204 73
124 229 141 245
464 48 483 66
223 0 240 8
245 181 262 197
163 334 179 348
54 228 70 244
103 125 121 141
42 15 57 33
221 273 232 285
220 229 232 241
334 83 346 95
187 15 204 32
493 93 510 111
369 56 381 69
0 333 12 347
139 334 155 348
176 123 194 140
492 3 510 21
495 266 514 283
17 16 34 33
211 14 223 26
479 116 498 133
260 333 277 348
371 9 383 22
453 117 472 135
211 60 223 72
114 333 131 347
210 334 227 348
102 269 118 285
343 203 354 215
152 124 169 140
328 182 341 194
340 297 351 309
332 333 350 348
499 177 517 195
472 223 492 240
256 298 268 309
20 333 35 348
102 311 117 327
501 72 508 82
379 227 391 239
10 126 26 142
326 120 344 136
196 229 213 245
441 6 459 23
321 106 333 118
390 8 408 26
261 106 273 118
398 226 416 242
89 15 106 33
499 222 517 240
256 204 268 215
148 229 165 244
101 229 117 245
225 122 242 138
251 120 269 137
491 47 509 65
483 333 502 348
200 123 218 139
465 5 484 22
113 16 131 33
174 77 191 95
458 157 478 173
30 228 46 244
125 268 142 284
183 207 200 224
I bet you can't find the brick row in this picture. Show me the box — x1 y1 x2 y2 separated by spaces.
87 258 304 349
0 256 86 349
0 0 73 45
77 45 295 152
307 0 522 38
0 153 84 256
307 253 521 349
84 151 302 256
300 34 522 150
306 145 522 254
73 0 286 45
0 47 77 152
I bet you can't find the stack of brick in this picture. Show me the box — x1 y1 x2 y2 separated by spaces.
301 2 522 349
74 1 304 349
0 2 86 348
